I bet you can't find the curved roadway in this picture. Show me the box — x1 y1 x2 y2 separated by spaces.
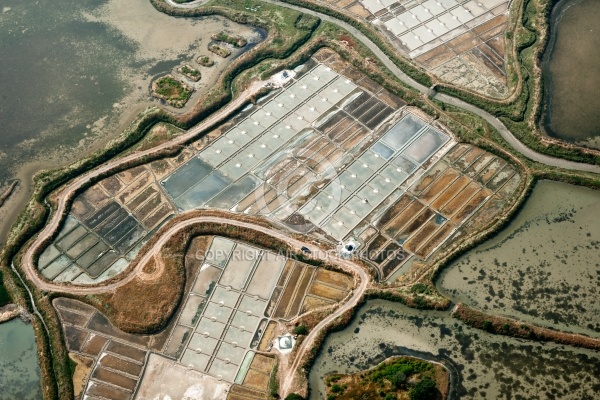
20 80 268 295
166 0 600 173
17 1 600 398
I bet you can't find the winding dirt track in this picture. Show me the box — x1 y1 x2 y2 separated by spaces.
19 1 600 396
20 80 269 295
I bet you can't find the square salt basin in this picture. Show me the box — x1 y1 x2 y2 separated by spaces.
223 326 254 349
311 64 339 82
175 171 233 209
261 100 290 120
181 349 210 372
42 255 72 280
346 160 377 182
188 333 219 356
238 295 268 317
438 12 462 30
396 12 421 30
322 218 351 240
196 317 227 340
328 77 357 98
381 115 426 150
426 19 452 37
245 253 284 300
208 357 239 382
270 121 299 142
338 170 363 193
203 302 234 324
236 119 265 137
281 112 309 132
198 146 229 168
231 311 261 333
205 237 235 268
301 74 329 93
361 0 385 14
218 158 252 181
162 157 213 197
53 264 82 283
215 341 246 365
371 141 395 160
369 174 397 197
333 207 363 228
249 112 278 129
450 6 475 24
413 25 438 44
399 32 423 52
225 127 254 147
380 163 409 184
211 286 241 309
357 185 385 205
294 103 322 124
275 89 304 109
438 0 460 9
464 0 488 16
403 127 449 163
39 244 61 269
299 199 330 225
358 149 387 171
410 5 435 22
346 195 374 218
384 18 409 36
423 0 446 15
244 140 274 161
392 155 419 173
305 93 335 114
219 244 260 290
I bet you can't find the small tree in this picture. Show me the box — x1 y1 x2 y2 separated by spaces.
390 371 407 388
285 394 305 400
409 377 436 400
482 320 493 332
293 325 308 335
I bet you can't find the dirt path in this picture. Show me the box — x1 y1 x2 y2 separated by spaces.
19 79 270 295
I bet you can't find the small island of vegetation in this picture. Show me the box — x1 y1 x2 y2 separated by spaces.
324 356 448 400
212 31 247 48
208 44 232 58
197 55 214 67
151 75 193 108
178 64 201 82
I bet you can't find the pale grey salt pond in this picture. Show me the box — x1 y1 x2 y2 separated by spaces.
0 318 42 399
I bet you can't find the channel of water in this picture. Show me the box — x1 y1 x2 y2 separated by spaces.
541 0 600 149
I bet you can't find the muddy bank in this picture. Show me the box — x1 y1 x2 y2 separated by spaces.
542 0 600 149
437 180 600 338
0 0 259 245
309 300 600 399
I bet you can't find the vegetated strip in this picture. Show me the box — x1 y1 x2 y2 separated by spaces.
452 303 600 351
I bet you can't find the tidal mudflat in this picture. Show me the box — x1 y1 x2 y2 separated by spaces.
309 300 600 399
438 180 600 338
0 0 259 242
542 0 600 148
0 318 42 399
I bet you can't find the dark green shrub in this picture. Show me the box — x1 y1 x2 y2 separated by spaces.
285 394 305 400
0 271 11 307
293 324 308 335
409 377 437 400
